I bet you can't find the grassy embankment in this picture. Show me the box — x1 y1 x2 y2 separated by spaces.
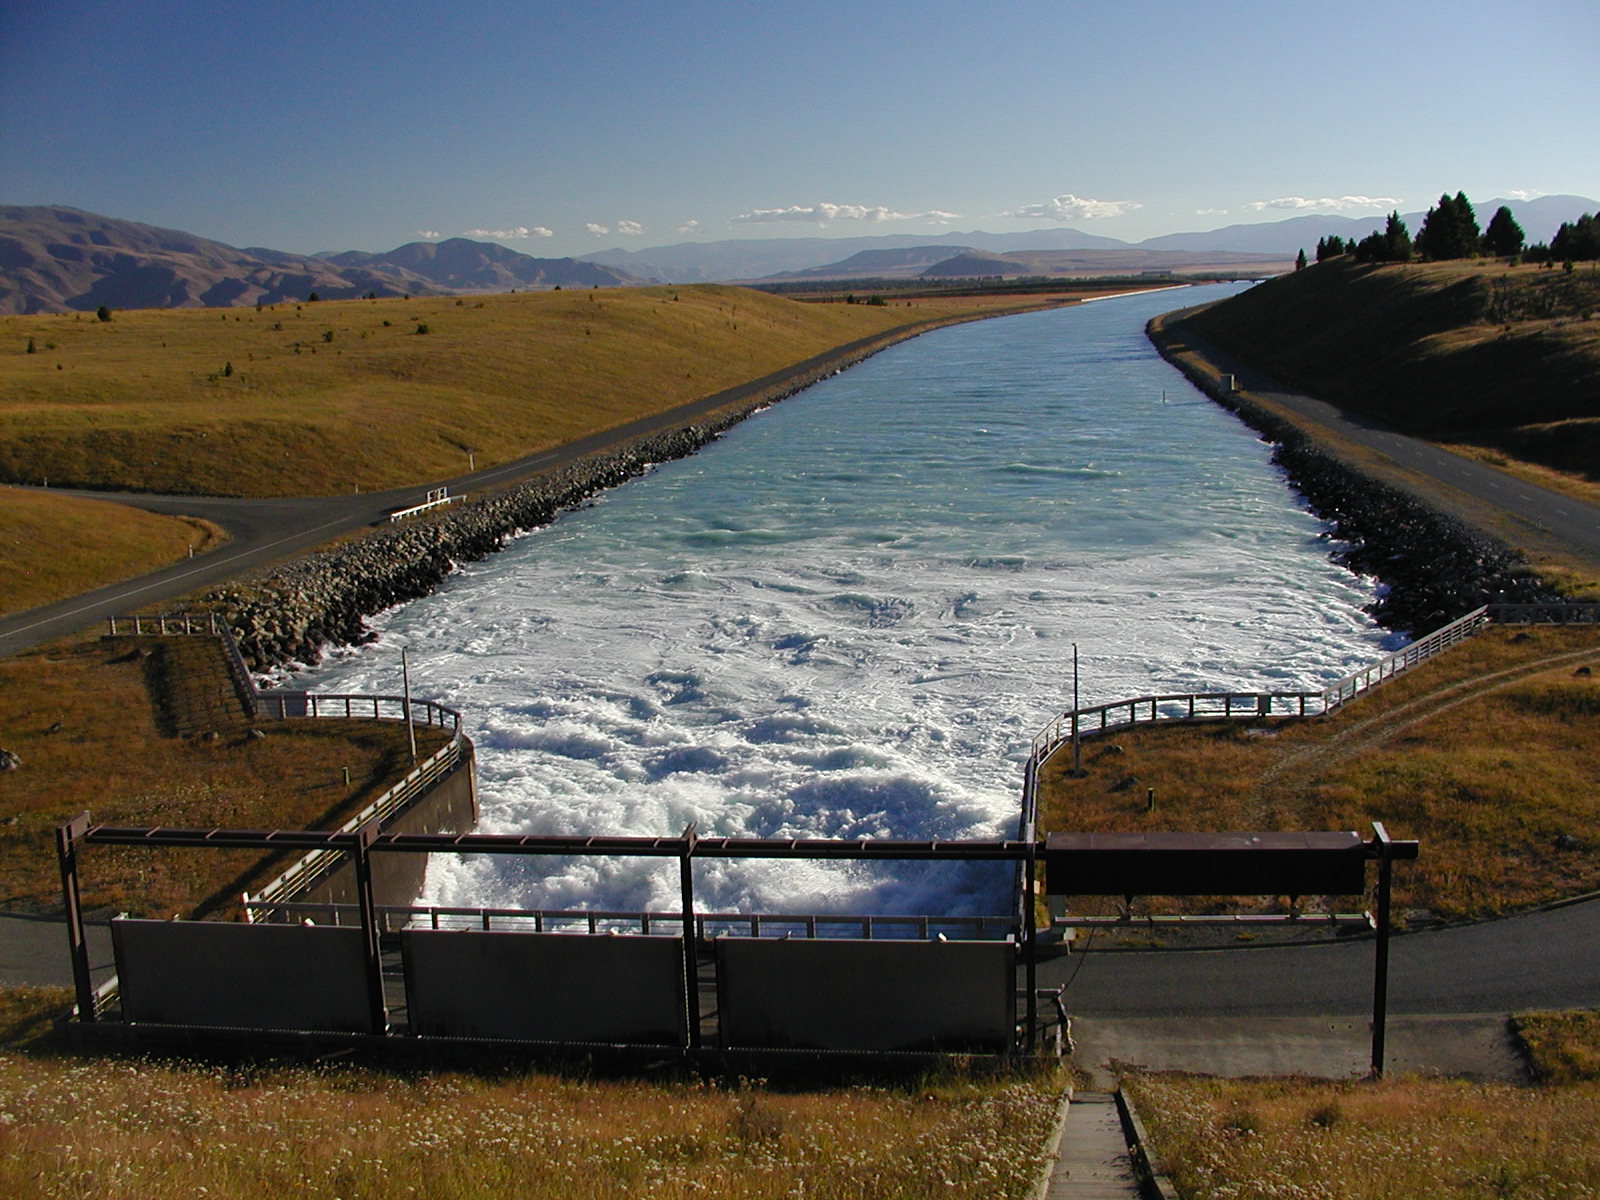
1182 259 1600 601
1186 257 1600 490
0 636 449 917
0 486 224 616
1127 1009 1600 1198
0 285 1075 615
1036 625 1600 921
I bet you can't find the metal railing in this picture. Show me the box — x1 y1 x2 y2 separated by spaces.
106 612 463 736
242 736 466 917
110 610 469 920
388 486 456 522
107 611 262 717
1031 690 1322 763
107 612 228 637
1318 606 1491 713
1029 606 1498 767
241 898 1016 940
254 690 461 733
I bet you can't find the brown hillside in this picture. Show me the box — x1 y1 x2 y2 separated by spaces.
1185 258 1600 479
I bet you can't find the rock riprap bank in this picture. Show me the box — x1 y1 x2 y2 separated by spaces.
1148 314 1557 633
209 414 758 671
203 308 1036 671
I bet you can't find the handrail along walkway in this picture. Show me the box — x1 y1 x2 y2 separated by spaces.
106 611 469 917
1022 602 1600 835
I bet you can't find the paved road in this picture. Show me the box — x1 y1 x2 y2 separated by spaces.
8 302 1598 1075
1167 315 1600 567
0 323 943 658
1043 896 1600 1018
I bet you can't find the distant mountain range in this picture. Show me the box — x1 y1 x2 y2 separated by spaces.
323 237 637 292
579 227 1128 283
766 245 1301 282
583 195 1597 283
1135 194 1594 254
0 207 640 314
1 196 1593 313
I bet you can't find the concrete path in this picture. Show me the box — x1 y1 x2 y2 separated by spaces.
1041 1093 1139 1199
1068 1013 1529 1089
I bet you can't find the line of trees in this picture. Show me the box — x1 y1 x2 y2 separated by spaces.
1309 191 1600 268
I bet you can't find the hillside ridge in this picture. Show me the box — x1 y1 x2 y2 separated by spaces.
0 208 641 314
1184 258 1600 481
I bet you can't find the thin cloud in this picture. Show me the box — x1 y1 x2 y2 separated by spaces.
732 203 960 225
1505 188 1544 201
615 219 644 236
1005 194 1141 221
462 226 552 239
1244 195 1401 213
677 219 703 235
416 230 442 240
586 223 610 237
1195 208 1229 217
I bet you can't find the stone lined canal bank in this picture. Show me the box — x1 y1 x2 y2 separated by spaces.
203 309 1043 672
1147 311 1557 634
202 292 1557 676
211 417 755 671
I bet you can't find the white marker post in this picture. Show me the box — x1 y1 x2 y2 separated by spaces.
401 646 418 764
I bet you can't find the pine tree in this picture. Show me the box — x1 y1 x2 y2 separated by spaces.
1382 211 1412 262
1416 192 1479 259
1451 191 1481 254
1483 206 1525 257
1551 213 1600 261
1354 213 1412 264
1296 248 1308 270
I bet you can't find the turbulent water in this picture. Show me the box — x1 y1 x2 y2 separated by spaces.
299 285 1392 918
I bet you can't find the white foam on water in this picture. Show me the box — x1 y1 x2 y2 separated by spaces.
300 286 1393 918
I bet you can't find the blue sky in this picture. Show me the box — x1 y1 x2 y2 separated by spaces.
3 0 1596 256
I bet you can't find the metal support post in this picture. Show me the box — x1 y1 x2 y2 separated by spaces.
55 813 97 1024
679 823 701 1048
1024 846 1038 1055
1070 643 1082 777
401 647 418 764
352 823 388 1034
1370 821 1394 1077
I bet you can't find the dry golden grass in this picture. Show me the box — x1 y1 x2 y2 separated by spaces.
1036 627 1600 919
1516 1009 1600 1085
0 635 448 916
0 286 1067 498
0 1029 1064 1200
0 985 71 1048
0 486 223 617
1187 258 1600 482
1128 1070 1600 1199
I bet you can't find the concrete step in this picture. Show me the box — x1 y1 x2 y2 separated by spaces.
137 637 254 737
1042 1093 1140 1199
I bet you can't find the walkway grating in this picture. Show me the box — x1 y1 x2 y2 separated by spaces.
1042 1092 1141 1199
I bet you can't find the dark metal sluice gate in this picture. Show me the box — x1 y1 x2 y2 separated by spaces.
57 817 1415 1067
58 819 1041 1058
